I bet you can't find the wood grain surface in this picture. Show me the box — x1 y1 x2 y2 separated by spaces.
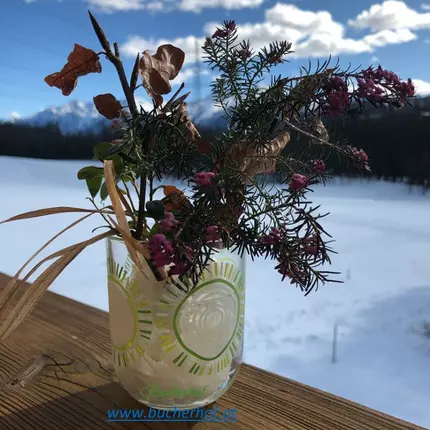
0 273 424 429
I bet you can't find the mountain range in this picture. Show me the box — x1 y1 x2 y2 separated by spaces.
6 95 430 135
8 97 225 135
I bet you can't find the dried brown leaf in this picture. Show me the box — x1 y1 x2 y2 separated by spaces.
309 118 329 141
227 131 290 182
44 44 102 96
93 93 122 120
139 44 185 106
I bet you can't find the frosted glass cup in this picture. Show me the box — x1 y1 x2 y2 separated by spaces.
106 236 246 410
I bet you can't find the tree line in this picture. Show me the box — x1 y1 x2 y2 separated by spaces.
0 108 429 189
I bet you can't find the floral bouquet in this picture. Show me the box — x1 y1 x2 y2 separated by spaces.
0 13 414 408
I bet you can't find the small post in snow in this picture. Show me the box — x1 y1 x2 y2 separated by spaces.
332 324 338 364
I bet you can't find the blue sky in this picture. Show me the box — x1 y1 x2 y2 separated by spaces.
2 0 430 119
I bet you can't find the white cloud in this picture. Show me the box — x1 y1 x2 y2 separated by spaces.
422 3 430 11
86 0 261 13
371 55 380 63
135 97 155 111
122 2 420 63
349 1 430 32
121 36 205 65
174 67 210 83
179 0 263 12
87 0 146 12
362 28 417 47
412 79 430 96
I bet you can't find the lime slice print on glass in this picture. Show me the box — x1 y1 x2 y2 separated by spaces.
158 261 245 376
107 257 153 368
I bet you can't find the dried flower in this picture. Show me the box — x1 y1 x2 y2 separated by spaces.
289 174 308 192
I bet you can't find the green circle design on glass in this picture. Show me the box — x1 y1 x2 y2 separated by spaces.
107 257 153 368
158 260 245 377
173 279 240 361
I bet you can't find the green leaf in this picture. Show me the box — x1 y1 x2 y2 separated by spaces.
94 142 112 160
77 166 104 180
149 223 160 236
100 182 109 201
86 176 103 198
145 200 165 220
110 155 124 176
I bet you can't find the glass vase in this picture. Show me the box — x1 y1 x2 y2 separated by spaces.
106 236 246 410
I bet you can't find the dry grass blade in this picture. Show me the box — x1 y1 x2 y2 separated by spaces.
103 161 158 280
0 230 114 341
0 207 114 225
0 212 94 316
107 216 164 284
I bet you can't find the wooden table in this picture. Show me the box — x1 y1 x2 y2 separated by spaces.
0 273 424 429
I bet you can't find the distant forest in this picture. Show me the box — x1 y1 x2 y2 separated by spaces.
0 108 429 189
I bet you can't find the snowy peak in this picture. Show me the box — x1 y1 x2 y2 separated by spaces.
12 97 224 135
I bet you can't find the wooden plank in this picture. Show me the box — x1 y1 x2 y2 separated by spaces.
0 273 424 430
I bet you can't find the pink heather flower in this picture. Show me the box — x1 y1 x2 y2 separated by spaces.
111 119 121 130
326 91 349 116
153 252 172 267
205 225 222 243
398 78 415 100
212 20 236 38
349 147 370 170
357 79 385 101
212 28 229 38
112 139 122 145
158 211 180 233
195 171 216 187
313 159 326 173
302 236 319 256
225 20 236 31
261 227 282 245
276 262 307 284
149 234 175 268
289 173 308 192
238 48 252 60
169 261 189 276
329 76 348 92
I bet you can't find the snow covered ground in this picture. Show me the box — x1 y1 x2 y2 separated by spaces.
1 156 429 428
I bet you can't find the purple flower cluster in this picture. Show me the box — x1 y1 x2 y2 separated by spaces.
312 159 326 173
205 225 222 243
212 20 236 38
194 171 216 187
260 227 284 245
148 233 190 276
360 66 415 103
158 211 180 233
289 173 308 192
348 146 370 171
149 234 175 267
